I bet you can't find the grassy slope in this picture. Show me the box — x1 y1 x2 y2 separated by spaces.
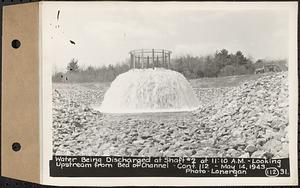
190 73 268 88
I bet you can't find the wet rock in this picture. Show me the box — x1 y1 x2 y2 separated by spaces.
148 147 162 157
256 138 267 146
138 147 149 156
239 152 250 158
274 144 289 158
192 150 207 157
133 139 145 145
263 152 274 159
126 147 139 156
163 149 176 157
178 124 187 129
141 134 152 139
232 129 242 137
227 148 238 157
251 150 266 158
245 144 256 153
175 150 186 157
263 139 282 154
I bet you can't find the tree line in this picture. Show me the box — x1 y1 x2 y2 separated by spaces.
52 49 287 83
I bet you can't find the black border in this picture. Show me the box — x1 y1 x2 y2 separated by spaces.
0 0 299 187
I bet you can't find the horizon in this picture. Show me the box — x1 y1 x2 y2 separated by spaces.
53 50 288 74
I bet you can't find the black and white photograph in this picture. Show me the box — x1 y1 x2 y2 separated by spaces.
40 1 298 185
51 3 290 159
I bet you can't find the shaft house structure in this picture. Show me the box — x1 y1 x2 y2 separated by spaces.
129 49 172 69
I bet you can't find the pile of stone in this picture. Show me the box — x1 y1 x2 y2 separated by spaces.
52 72 289 159
52 83 107 155
193 72 289 158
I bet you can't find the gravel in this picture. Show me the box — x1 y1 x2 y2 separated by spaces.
52 72 289 158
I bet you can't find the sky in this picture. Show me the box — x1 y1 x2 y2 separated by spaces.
41 2 292 72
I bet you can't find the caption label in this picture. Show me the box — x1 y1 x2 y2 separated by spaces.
50 156 290 177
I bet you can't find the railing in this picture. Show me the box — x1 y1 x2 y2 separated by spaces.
129 49 172 69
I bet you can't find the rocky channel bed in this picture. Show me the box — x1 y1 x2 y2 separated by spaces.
53 72 289 158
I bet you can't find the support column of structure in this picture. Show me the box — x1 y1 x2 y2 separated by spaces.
147 56 150 68
168 52 171 69
141 50 144 69
138 56 141 69
130 53 134 68
133 55 136 68
152 49 155 68
162 50 165 68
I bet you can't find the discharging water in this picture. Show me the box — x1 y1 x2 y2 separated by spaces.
97 68 200 113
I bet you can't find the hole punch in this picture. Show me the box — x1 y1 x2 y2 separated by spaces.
11 39 21 49
12 142 21 152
